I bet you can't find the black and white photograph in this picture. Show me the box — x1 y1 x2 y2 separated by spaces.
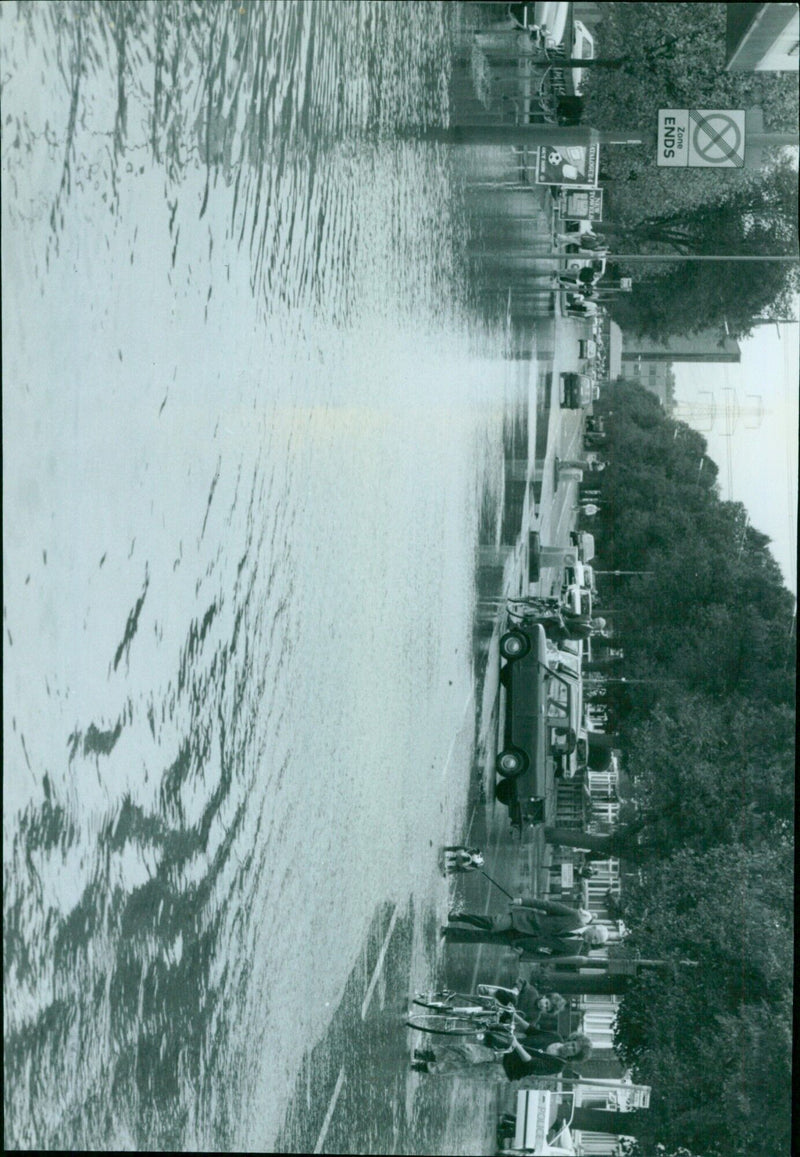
3 2 797 1154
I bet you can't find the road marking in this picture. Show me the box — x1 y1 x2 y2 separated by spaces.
441 689 475 781
313 1065 346 1154
361 904 399 1019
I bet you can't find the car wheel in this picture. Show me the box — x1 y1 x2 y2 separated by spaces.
528 532 541 582
500 630 530 660
496 747 530 778
494 777 517 805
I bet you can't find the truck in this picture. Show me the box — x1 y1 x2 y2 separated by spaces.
560 372 598 409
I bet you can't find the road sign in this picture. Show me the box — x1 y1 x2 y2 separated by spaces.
688 109 745 167
657 109 745 168
657 109 688 166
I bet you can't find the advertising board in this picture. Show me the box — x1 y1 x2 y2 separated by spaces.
558 187 603 220
535 143 600 186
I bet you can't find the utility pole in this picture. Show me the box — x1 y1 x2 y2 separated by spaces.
419 126 642 147
576 254 800 263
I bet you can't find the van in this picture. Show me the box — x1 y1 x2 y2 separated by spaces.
560 372 595 409
502 1087 576 1155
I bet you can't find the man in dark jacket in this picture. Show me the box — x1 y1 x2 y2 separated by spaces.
443 897 609 956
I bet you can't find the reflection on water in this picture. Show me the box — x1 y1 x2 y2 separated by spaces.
2 1 526 1150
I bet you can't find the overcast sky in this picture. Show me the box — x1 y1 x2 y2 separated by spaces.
671 319 798 596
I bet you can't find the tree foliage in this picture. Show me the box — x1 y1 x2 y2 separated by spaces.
613 844 793 1157
578 3 800 339
580 381 795 1156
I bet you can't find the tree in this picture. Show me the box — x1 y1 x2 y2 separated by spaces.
613 843 793 1157
544 803 684 863
575 4 800 339
581 3 799 224
580 378 795 1157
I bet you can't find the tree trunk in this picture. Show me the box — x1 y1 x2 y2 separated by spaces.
544 828 618 855
543 826 657 863
571 1108 642 1137
530 973 632 995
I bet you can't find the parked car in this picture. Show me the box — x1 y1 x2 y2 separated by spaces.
507 2 569 47
500 1087 577 1155
583 415 607 449
495 624 549 825
570 19 595 94
560 372 597 408
545 642 588 779
561 552 585 591
579 337 597 360
562 582 592 622
569 529 595 563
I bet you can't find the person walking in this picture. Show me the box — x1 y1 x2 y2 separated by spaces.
554 230 606 252
411 1030 592 1079
443 896 609 957
556 457 606 484
558 457 606 472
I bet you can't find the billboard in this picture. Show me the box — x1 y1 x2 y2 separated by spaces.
535 143 600 186
558 187 604 221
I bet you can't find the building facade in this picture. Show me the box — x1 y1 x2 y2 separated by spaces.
726 3 800 70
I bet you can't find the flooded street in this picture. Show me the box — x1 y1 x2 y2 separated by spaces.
2 2 546 1151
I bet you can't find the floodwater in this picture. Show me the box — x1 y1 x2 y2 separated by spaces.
3 2 534 1151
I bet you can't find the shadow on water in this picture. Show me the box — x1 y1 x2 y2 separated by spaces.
274 898 491 1155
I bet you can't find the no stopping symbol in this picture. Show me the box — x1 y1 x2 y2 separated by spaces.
688 110 744 167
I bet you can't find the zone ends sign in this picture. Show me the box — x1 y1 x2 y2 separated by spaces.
658 109 746 168
658 109 688 166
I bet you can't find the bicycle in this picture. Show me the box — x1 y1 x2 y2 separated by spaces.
406 990 524 1046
